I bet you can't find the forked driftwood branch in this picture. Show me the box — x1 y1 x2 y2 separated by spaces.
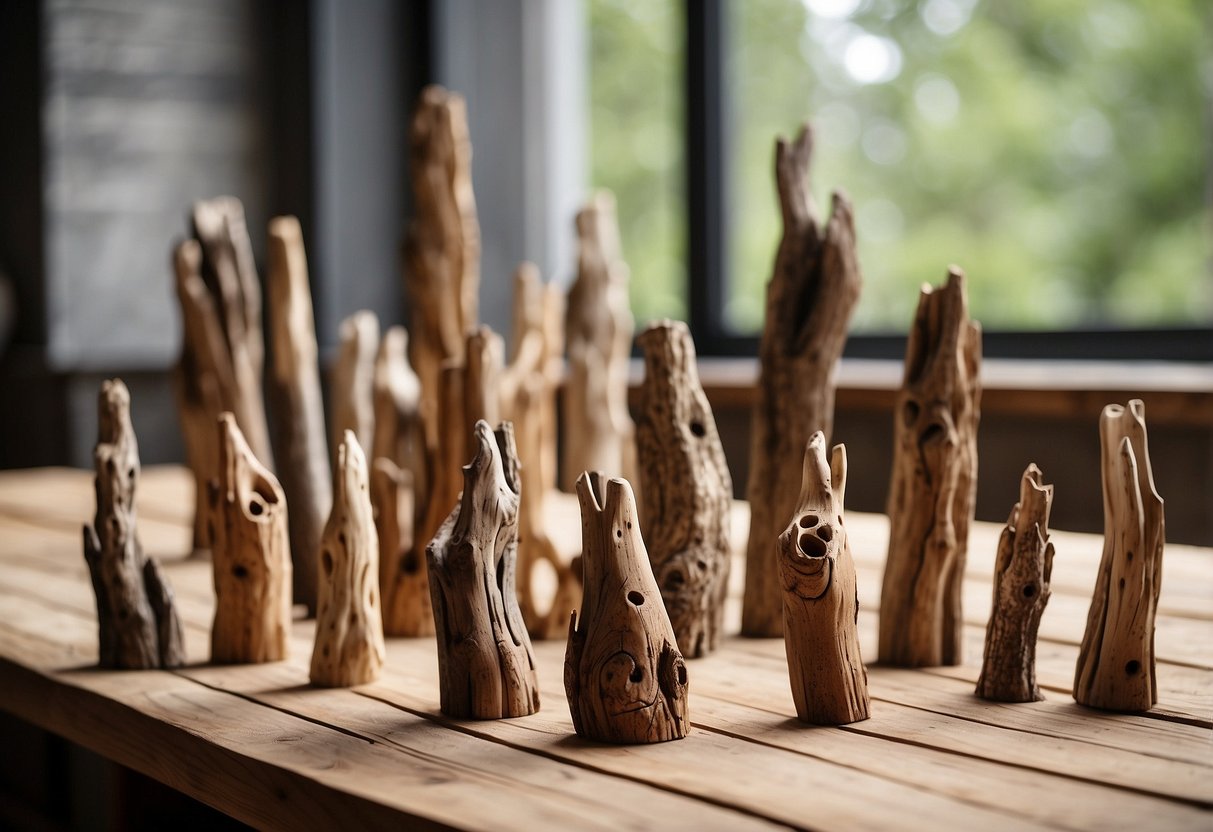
636 320 731 658
566 472 689 744
83 379 185 669
427 421 539 719
976 464 1054 703
1074 401 1164 712
742 125 862 637
879 267 981 667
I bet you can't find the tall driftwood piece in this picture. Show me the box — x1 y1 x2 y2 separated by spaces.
83 380 185 669
879 267 981 667
742 125 862 637
427 421 539 719
1074 400 1164 712
566 472 689 744
331 310 379 457
404 85 480 446
562 191 636 490
636 320 731 658
976 464 1054 703
778 433 868 725
266 216 331 614
209 414 292 664
371 326 427 493
311 432 386 687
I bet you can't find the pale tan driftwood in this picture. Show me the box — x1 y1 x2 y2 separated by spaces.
975 464 1054 702
209 414 292 664
83 379 185 669
778 433 869 724
1074 401 1165 712
741 125 863 638
879 267 982 667
331 310 380 458
426 421 539 719
566 472 689 743
404 85 480 447
636 320 731 658
371 326 426 496
371 457 433 638
266 216 331 615
311 432 386 687
562 191 636 490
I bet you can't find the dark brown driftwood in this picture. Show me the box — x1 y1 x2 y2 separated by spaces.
636 320 731 658
331 310 379 458
426 421 539 719
83 379 185 669
741 125 862 637
566 472 689 744
778 432 868 725
1074 401 1165 712
975 464 1054 702
266 216 331 615
311 432 386 687
209 414 292 664
878 267 981 667
562 192 636 490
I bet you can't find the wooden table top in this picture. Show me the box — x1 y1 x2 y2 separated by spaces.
1 465 1209 830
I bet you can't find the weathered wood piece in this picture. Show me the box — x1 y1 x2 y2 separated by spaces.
741 125 862 637
426 421 539 719
879 267 982 667
976 464 1055 703
371 457 433 638
311 432 386 687
209 414 292 664
566 472 690 743
636 320 731 658
404 85 480 447
82 379 185 669
1074 400 1165 712
331 310 380 458
562 191 636 491
371 326 427 495
777 432 869 724
266 215 331 615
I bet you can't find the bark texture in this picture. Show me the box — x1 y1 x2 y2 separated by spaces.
742 125 862 637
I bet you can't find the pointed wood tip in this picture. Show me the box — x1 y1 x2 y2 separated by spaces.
268 215 302 243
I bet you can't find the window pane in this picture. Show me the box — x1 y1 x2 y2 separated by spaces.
727 0 1212 333
588 0 686 326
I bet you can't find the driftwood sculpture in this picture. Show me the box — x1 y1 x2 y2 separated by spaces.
331 310 380 457
566 472 689 744
209 414 292 664
1074 400 1164 712
741 125 862 637
371 326 427 492
426 421 539 719
976 464 1055 703
83 379 185 669
635 320 731 658
371 458 433 637
562 191 636 491
878 267 981 667
311 432 387 687
266 216 331 614
778 433 868 725
404 85 480 447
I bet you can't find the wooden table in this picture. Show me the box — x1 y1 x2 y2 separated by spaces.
1 466 1209 830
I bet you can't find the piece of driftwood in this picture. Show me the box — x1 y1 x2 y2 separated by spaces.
778 433 869 725
635 320 731 658
371 457 433 637
976 464 1055 703
879 267 982 667
83 379 185 669
566 472 689 744
311 432 387 687
404 85 480 448
426 421 539 719
331 310 380 458
562 191 636 491
741 125 863 638
371 326 427 496
209 414 292 664
1074 401 1165 712
266 216 331 615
